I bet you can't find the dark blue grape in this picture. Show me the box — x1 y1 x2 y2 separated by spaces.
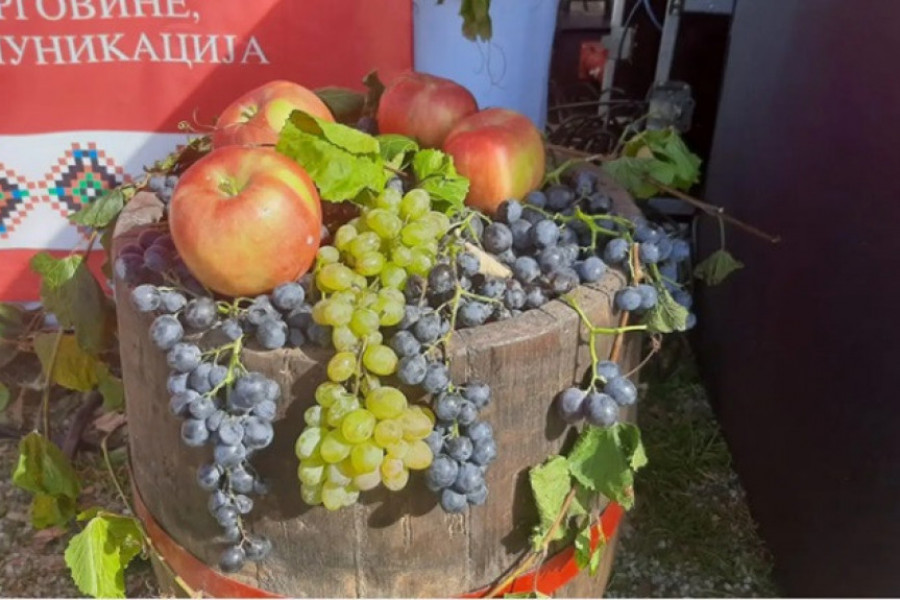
504 285 526 310
457 401 478 426
434 392 462 421
390 330 421 358
288 327 307 348
256 318 287 349
229 465 254 494
181 419 209 447
605 376 637 406
440 488 468 513
196 463 222 491
463 381 491 409
169 390 198 417
219 318 243 342
215 505 239 528
524 190 547 208
217 419 244 446
114 255 144 284
456 252 480 277
556 387 585 423
306 323 332 347
214 443 247 468
398 305 422 330
143 245 172 273
513 256 540 283
614 287 643 312
466 421 493 443
159 290 187 314
167 372 189 395
188 363 213 394
167 343 201 373
208 364 228 389
234 373 268 407
670 239 691 263
467 484 488 506
218 546 245 573
428 263 456 296
285 306 313 331
413 311 442 344
424 430 445 456
252 399 277 421
423 361 450 394
446 436 473 462
550 269 579 295
452 461 483 493
398 354 428 386
208 490 229 514
233 494 253 514
510 219 533 252
525 285 548 309
559 244 580 266
184 297 218 331
531 220 560 249
426 455 459 490
638 242 660 265
558 225 578 246
656 237 673 262
188 396 216 420
634 223 661 243
271 282 305 312
595 361 620 381
672 289 693 309
471 438 498 465
538 246 565 273
244 536 272 561
603 238 630 264
575 256 607 283
586 192 612 214
570 170 596 197
546 185 575 210
131 284 160 312
150 314 184 351
584 391 619 427
482 223 513 254
458 300 491 328
206 410 226 432
243 417 274 450
636 284 658 310
496 199 523 223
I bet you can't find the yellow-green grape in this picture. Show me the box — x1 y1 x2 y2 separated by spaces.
421 239 439 257
334 224 358 251
381 458 410 491
407 248 434 277
319 430 352 464
353 468 382 491
357 291 378 308
304 405 323 427
325 460 354 486
317 245 340 265
365 331 384 346
375 187 402 210
363 344 398 376
341 409 376 443
349 232 381 259
385 439 409 459
380 262 408 289
326 394 361 428
350 308 380 337
322 299 353 327
404 439 434 470
354 251 385 276
332 325 360 352
410 404 436 426
351 441 385 473
315 382 346 408
301 483 323 506
391 244 413 267
326 351 357 383
366 208 403 239
379 288 406 306
331 289 358 305
374 290 405 326
311 299 329 325
360 374 381 396
373 419 403 448
400 222 435 247
352 273 368 290
365 386 407 420
423 211 451 237
400 189 431 220
317 263 354 292
321 481 345 511
399 407 433 441
297 455 326 486
294 426 323 460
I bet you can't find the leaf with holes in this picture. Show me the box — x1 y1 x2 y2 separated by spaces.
694 249 744 286
13 432 80 500
34 333 102 392
65 513 144 598
32 493 77 529
567 424 647 510
644 286 689 333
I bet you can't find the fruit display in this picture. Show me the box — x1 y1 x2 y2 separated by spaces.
110 74 699 581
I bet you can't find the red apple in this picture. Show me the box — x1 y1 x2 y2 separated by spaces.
377 71 478 148
443 108 546 215
212 80 334 148
169 147 322 297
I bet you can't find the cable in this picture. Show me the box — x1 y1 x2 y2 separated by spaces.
641 0 664 31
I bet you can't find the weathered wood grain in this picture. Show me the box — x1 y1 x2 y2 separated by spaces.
116 168 643 598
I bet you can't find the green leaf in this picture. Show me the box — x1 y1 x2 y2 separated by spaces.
621 128 701 191
528 455 572 547
644 286 689 333
30 253 114 354
694 249 744 286
13 431 80 500
65 513 144 599
69 188 125 229
96 366 125 411
574 524 606 575
602 157 660 199
32 493 76 529
314 87 365 124
276 110 388 203
567 424 647 510
378 134 419 168
34 333 102 392
459 0 493 41
411 149 469 212
0 302 26 339
0 382 9 412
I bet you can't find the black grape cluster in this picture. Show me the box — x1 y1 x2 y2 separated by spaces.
555 360 637 427
387 300 498 513
114 229 205 296
147 173 179 205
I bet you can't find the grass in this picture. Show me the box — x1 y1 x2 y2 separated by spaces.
605 339 779 598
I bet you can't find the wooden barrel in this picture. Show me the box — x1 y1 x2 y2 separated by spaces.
114 175 641 598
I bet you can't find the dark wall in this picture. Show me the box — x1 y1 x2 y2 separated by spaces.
697 1 900 596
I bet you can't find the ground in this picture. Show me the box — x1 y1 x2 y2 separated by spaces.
0 339 776 598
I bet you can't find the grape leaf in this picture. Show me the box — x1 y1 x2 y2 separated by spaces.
0 382 9 412
622 128 701 191
13 432 80 501
528 455 572 548
0 302 25 339
314 87 365 124
32 493 76 529
30 253 114 354
602 157 660 199
96 366 125 411
65 513 144 599
277 110 387 203
566 424 647 510
412 149 469 212
644 286 689 333
574 524 606 575
34 333 102 392
694 249 744 286
69 188 125 229
378 134 419 168
458 0 493 41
